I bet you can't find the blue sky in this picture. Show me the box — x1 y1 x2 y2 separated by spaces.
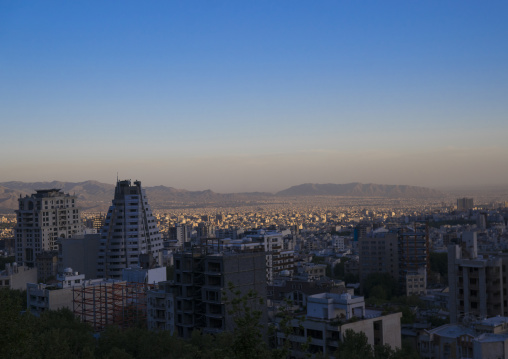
1 1 507 192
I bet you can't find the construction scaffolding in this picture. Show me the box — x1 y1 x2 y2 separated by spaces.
73 281 155 331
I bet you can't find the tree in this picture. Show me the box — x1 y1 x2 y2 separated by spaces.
363 273 398 299
336 329 373 359
222 282 270 359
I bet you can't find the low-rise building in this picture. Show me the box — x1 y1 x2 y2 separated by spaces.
275 292 402 357
0 263 37 290
419 316 508 359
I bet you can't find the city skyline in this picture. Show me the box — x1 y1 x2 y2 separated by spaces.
2 1 507 193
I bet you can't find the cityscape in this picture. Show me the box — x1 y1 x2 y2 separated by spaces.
2 1 508 359
1 179 508 358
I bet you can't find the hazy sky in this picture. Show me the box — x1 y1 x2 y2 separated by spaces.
1 1 507 193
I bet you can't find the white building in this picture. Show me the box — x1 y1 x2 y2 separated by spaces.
97 180 163 279
15 189 83 267
275 292 402 357
419 317 508 359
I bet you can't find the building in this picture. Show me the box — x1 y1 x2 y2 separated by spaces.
147 280 176 332
35 250 58 281
274 292 402 357
457 198 474 211
358 226 429 295
398 225 429 296
27 268 87 316
97 180 163 279
243 230 295 283
196 222 216 240
172 249 267 338
268 278 349 310
0 263 37 290
418 317 508 359
58 234 101 280
358 229 399 282
448 231 508 323
168 223 191 247
15 189 82 267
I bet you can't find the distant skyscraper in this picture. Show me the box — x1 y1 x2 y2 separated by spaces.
15 189 82 267
97 180 163 279
457 198 474 211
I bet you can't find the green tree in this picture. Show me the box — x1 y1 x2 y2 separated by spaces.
363 273 398 299
222 282 269 359
336 329 374 359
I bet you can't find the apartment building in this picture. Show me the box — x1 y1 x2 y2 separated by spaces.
448 231 508 323
97 180 163 279
274 292 402 357
15 189 82 267
172 249 266 339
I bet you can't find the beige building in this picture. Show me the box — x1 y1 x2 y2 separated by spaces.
0 263 37 290
15 189 82 267
275 292 402 357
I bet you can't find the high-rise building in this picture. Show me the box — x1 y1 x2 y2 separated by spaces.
358 229 399 283
15 189 82 267
358 225 429 296
97 180 163 279
172 249 267 338
168 223 191 246
448 232 508 323
457 198 474 211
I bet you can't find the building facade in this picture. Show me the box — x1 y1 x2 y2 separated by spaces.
172 249 267 338
0 263 37 290
97 180 163 279
15 189 82 267
275 292 402 357
448 232 508 323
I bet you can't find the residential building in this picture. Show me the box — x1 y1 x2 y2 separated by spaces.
172 249 266 338
448 231 508 323
15 189 82 267
147 280 176 332
419 316 508 359
274 292 402 357
58 234 101 280
97 180 163 279
0 263 37 290
35 250 58 281
457 198 474 211
358 229 399 282
398 225 429 296
359 226 429 295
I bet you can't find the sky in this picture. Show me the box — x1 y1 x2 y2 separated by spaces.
1 1 507 193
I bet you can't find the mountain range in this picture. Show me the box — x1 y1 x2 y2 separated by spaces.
0 180 444 213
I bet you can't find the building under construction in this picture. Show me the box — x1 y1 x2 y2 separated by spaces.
398 223 430 296
73 280 155 331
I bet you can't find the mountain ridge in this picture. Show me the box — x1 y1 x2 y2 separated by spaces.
0 180 444 213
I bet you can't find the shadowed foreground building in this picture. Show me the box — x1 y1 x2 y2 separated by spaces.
147 248 267 338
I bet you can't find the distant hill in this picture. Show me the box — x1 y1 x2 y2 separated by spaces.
0 181 274 212
275 182 444 198
0 180 444 213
